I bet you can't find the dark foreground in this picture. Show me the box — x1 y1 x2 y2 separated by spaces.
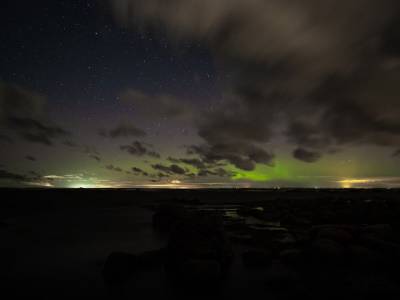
1 188 400 299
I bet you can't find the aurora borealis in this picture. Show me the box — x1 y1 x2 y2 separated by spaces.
1 1 400 189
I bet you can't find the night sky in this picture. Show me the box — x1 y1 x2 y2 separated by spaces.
1 0 400 188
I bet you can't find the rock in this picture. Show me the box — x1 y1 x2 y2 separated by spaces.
102 249 164 285
165 213 233 285
278 233 297 248
359 235 400 261
242 250 272 269
317 227 354 244
229 233 253 245
281 214 311 227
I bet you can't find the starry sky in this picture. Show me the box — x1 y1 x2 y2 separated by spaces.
1 0 400 189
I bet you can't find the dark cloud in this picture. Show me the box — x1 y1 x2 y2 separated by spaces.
120 141 160 158
1 83 70 146
111 0 400 164
25 155 36 162
198 168 233 178
157 172 169 178
6 117 70 146
167 156 233 177
29 171 42 180
393 149 400 157
0 133 13 143
132 167 149 177
187 142 274 171
152 163 186 175
89 155 101 162
105 164 123 172
0 169 28 182
293 148 322 163
99 123 146 138
82 145 99 155
0 82 44 121
168 157 206 169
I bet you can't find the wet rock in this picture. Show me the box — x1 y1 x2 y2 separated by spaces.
281 214 311 227
229 233 253 245
242 250 272 269
278 233 297 248
237 206 265 219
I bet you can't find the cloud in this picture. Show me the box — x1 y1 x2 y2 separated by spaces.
6 117 71 146
0 169 28 182
120 141 160 158
187 142 274 171
25 155 36 162
89 155 101 162
132 166 149 177
198 167 233 178
99 123 146 138
293 147 322 163
151 163 186 175
0 83 70 146
111 0 400 164
167 156 234 178
119 89 193 120
0 82 45 121
106 164 123 172
0 133 13 143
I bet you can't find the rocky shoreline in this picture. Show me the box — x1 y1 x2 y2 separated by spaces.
104 197 400 298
